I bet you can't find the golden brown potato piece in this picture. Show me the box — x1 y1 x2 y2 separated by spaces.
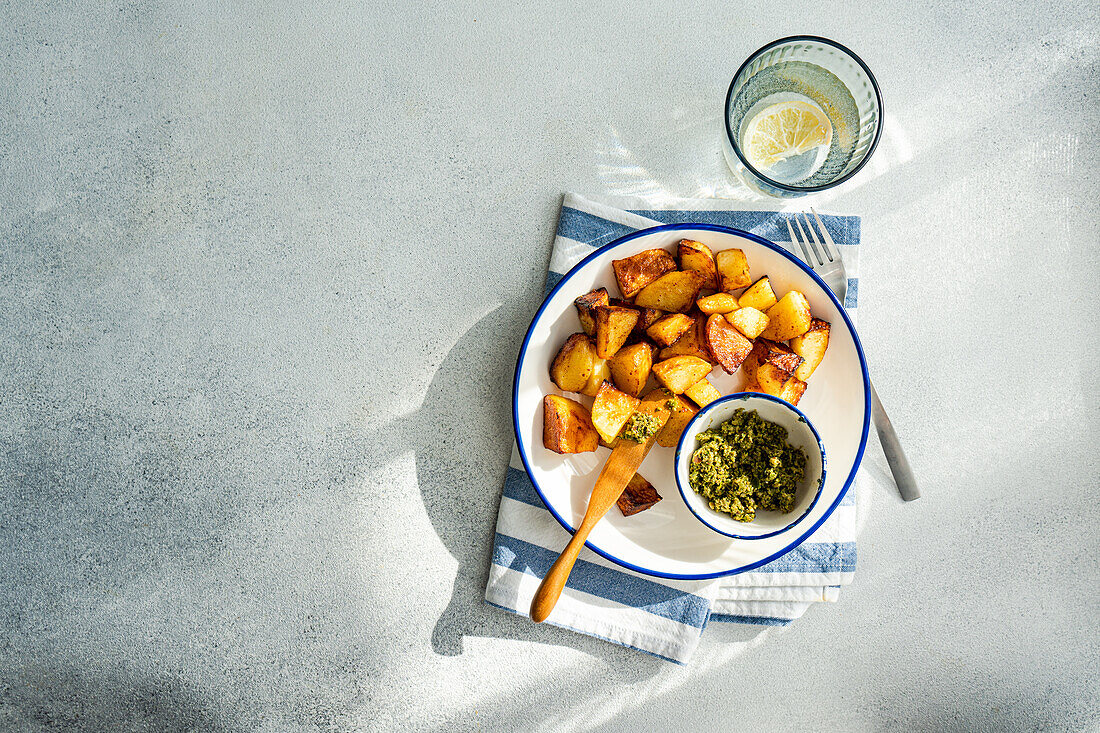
652 356 712 394
678 239 718 290
684 378 722 408
609 342 654 397
715 248 752 292
543 395 599 453
789 318 830 381
760 290 812 341
756 362 793 396
657 314 714 363
616 473 663 516
646 313 693 347
779 376 808 405
610 298 662 341
595 305 639 359
574 288 609 337
725 306 770 339
590 381 641 444
704 314 755 374
580 357 610 397
696 292 740 315
655 392 699 448
550 333 595 392
612 249 677 299
757 338 804 374
633 270 706 313
738 276 778 311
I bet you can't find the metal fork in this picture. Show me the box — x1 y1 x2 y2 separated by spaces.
786 210 920 502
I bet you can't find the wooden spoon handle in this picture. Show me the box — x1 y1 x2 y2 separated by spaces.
530 522 593 623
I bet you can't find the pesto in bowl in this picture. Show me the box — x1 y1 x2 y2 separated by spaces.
688 408 807 523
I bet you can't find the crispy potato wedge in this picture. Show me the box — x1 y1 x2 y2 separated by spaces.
633 270 706 313
595 305 639 359
704 313 755 373
737 276 778 311
543 395 599 453
678 239 718 290
652 356 712 394
616 473 663 516
696 292 740 315
580 358 610 397
612 249 677 299
760 290 812 341
756 362 793 396
740 342 766 386
715 248 752 292
725 306 770 339
684 378 722 408
611 298 663 341
609 342 654 397
657 313 714 363
655 392 699 448
590 381 641 444
550 333 594 392
573 288 609 337
789 318 830 381
779 376 808 405
646 313 693 347
757 338 804 374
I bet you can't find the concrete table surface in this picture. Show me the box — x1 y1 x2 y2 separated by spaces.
2 2 1097 731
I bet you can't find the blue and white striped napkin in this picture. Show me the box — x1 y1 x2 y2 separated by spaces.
486 193 861 663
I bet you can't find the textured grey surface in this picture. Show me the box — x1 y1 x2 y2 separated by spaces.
1 2 1098 732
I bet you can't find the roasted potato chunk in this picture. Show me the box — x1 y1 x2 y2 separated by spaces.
725 306 770 339
550 333 594 392
756 362 793 396
633 270 706 313
543 395 599 453
612 249 677 299
616 473 663 516
646 313 693 347
610 298 662 340
655 392 699 448
779 376 808 405
760 290 812 341
715 248 752 292
757 338 804 373
574 288 609 337
696 292 740 315
609 342 654 397
678 239 718 290
594 305 639 359
590 381 641 444
684 378 722 408
580 356 610 397
789 318 830 381
737 276 778 311
652 356 712 394
704 314 754 374
657 313 714 363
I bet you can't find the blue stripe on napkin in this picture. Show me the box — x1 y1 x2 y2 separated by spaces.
491 533 712 628
629 210 860 246
558 206 639 248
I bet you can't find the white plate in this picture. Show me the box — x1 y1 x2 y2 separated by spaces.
512 224 870 579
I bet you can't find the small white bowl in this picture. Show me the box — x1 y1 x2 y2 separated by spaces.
674 393 826 539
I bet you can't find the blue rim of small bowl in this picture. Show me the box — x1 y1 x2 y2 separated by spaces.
723 34 884 194
510 222 871 580
673 393 827 540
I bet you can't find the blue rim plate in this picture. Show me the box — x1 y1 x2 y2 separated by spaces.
511 223 869 580
674 392 827 540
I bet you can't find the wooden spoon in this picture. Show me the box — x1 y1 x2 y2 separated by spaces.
530 394 670 623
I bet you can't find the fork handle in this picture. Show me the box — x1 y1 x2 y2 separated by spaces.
869 382 920 501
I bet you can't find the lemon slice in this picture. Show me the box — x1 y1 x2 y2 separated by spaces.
743 100 833 171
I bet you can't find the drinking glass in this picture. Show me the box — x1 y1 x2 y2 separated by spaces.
723 36 883 197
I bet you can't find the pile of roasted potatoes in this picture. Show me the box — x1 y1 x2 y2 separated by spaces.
543 239 831 458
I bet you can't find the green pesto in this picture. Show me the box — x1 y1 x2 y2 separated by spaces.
688 408 806 522
620 412 662 443
664 397 679 411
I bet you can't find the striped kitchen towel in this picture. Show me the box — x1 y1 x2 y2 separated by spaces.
485 193 861 663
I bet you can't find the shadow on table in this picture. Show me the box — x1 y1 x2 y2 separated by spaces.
410 305 690 673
